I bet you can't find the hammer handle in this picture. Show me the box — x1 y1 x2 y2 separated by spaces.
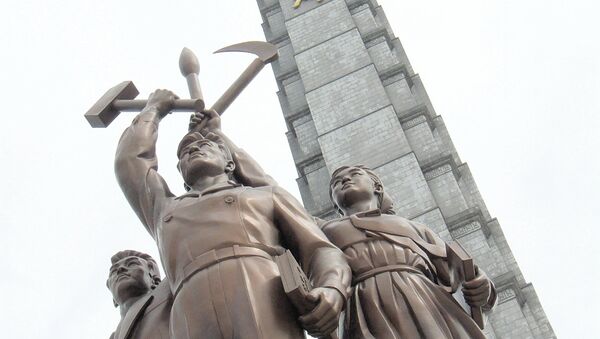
113 99 204 112
211 58 265 115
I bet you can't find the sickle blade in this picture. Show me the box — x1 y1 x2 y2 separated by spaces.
214 41 278 63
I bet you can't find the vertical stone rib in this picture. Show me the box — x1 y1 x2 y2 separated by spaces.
255 1 556 337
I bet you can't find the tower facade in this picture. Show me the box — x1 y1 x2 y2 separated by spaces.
256 0 555 337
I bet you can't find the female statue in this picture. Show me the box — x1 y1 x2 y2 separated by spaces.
320 165 496 339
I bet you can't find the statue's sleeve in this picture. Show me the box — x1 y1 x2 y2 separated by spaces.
402 223 460 293
115 111 174 238
211 130 278 187
416 225 497 310
272 186 351 301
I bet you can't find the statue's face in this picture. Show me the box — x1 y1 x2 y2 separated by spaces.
178 139 231 185
107 256 154 306
330 167 378 212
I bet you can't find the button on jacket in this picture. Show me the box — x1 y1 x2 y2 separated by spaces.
115 111 351 339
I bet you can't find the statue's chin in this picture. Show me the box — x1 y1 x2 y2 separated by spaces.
114 279 149 302
183 161 226 184
341 188 373 207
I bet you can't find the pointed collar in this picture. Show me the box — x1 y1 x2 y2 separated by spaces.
349 212 447 258
353 208 382 218
115 294 154 339
321 209 381 230
175 180 241 200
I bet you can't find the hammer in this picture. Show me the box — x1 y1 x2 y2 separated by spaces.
83 81 204 128
84 41 277 127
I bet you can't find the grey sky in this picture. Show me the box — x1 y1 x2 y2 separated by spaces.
0 1 597 338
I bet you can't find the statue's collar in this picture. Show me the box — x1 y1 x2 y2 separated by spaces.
321 209 382 230
353 208 382 218
175 180 242 200
115 293 154 339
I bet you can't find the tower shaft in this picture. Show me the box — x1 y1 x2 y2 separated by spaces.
255 1 555 337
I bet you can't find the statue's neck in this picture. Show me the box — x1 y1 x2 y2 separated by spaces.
189 173 231 192
342 198 379 217
119 294 145 318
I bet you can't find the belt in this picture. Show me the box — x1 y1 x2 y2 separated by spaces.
173 245 273 297
352 264 425 285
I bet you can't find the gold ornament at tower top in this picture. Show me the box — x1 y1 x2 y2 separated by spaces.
293 0 322 9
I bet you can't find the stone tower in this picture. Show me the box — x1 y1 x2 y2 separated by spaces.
255 0 555 337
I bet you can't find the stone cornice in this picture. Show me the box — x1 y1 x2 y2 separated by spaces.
296 153 325 176
268 32 291 46
395 103 429 120
446 207 492 239
398 106 435 132
347 0 371 13
258 1 281 18
379 63 411 87
276 68 300 84
283 105 310 127
421 155 461 182
494 272 527 306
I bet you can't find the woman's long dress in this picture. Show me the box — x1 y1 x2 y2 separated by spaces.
321 210 494 339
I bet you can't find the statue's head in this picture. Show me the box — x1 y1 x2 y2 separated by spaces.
106 250 161 307
176 132 235 189
329 165 395 216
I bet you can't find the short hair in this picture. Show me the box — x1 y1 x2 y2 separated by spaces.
176 131 235 191
177 131 233 163
109 250 161 284
329 165 395 215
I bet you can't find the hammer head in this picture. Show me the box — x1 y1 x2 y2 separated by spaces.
214 41 278 63
84 81 139 128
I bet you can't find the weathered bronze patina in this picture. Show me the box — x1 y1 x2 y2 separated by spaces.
114 87 351 338
319 165 497 339
85 42 276 128
91 42 499 338
107 250 172 339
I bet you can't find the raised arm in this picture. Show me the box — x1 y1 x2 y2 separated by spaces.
115 90 177 237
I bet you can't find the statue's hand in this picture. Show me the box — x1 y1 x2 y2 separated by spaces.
463 269 492 307
146 89 178 117
299 287 344 338
188 109 221 133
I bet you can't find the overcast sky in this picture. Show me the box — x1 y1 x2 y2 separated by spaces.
0 1 597 338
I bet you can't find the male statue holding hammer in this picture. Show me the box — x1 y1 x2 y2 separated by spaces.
115 89 351 339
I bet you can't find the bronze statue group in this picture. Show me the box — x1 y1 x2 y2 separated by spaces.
106 90 496 339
